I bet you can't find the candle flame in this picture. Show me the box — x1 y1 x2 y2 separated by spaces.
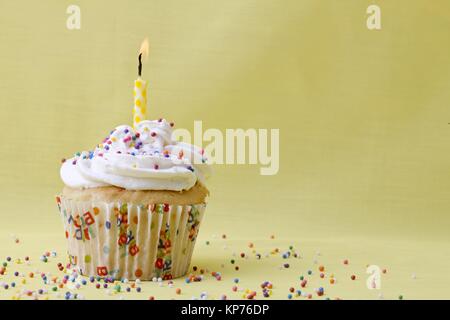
139 38 149 60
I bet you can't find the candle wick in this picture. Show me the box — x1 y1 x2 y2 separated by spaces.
138 53 142 77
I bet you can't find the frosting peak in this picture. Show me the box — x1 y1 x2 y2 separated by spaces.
60 119 211 191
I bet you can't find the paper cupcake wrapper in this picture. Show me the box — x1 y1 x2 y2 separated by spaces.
56 196 205 280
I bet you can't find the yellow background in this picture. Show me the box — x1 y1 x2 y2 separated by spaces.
0 0 449 299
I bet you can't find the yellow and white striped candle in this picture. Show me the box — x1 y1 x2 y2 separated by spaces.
133 78 147 128
133 38 149 128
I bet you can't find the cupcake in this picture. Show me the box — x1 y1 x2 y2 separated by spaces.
56 119 211 280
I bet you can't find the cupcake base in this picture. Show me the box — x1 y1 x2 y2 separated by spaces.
56 196 205 280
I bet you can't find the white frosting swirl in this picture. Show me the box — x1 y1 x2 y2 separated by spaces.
60 119 211 191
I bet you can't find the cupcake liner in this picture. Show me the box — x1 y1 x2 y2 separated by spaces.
56 196 205 280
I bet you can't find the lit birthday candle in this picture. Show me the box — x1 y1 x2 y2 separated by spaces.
133 38 149 128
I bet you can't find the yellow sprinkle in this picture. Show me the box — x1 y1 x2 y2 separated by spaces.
135 115 141 123
135 99 141 107
135 81 142 88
